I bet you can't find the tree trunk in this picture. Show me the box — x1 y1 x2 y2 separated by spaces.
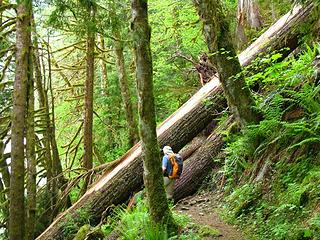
26 58 36 240
32 19 55 218
114 34 139 147
99 35 109 95
235 22 248 49
36 6 315 238
36 70 225 240
178 135 207 160
131 0 172 224
83 4 95 192
0 0 2 25
193 0 260 127
237 0 263 30
248 0 263 29
9 1 32 239
46 38 64 186
47 37 70 218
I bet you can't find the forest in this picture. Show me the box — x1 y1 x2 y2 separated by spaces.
1 0 320 239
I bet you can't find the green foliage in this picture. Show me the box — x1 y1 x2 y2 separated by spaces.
149 0 205 121
72 224 90 240
220 45 320 239
105 201 167 240
60 206 92 240
102 199 219 240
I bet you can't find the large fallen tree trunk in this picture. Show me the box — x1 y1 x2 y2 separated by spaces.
37 4 316 239
37 77 226 240
239 3 315 66
174 117 234 201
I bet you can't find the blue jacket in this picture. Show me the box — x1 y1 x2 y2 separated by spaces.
162 154 173 177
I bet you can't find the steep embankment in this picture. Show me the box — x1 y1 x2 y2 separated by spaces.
216 46 320 239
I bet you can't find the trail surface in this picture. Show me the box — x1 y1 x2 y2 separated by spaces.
175 193 244 240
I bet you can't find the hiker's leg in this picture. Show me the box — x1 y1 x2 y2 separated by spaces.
163 177 175 199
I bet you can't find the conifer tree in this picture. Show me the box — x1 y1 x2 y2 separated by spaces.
83 0 96 192
9 0 32 239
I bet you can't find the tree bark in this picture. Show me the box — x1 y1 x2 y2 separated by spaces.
36 5 315 238
193 0 260 127
131 0 172 224
237 0 260 48
178 135 207 160
99 35 109 95
9 1 32 239
26 56 36 240
0 0 2 26
83 4 95 192
173 117 233 201
247 0 263 29
114 34 139 147
237 0 263 31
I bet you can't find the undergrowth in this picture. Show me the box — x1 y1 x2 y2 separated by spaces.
101 199 220 240
220 45 320 240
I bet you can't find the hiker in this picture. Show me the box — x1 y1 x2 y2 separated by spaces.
162 146 183 200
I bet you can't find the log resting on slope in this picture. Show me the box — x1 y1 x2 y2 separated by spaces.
173 117 234 201
175 1 317 201
36 4 316 239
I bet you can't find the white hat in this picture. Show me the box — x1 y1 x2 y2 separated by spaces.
163 146 173 154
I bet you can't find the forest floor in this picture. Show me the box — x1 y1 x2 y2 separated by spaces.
174 192 244 240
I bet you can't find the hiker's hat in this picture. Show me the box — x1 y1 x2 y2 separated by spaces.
163 146 173 154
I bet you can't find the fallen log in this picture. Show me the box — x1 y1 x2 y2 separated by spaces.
239 3 315 66
36 4 316 239
179 135 207 160
37 78 226 240
173 117 234 201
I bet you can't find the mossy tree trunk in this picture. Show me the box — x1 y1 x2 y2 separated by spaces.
26 53 36 240
114 33 139 147
83 3 95 192
0 0 2 25
131 0 172 224
9 0 32 239
99 35 109 95
193 0 260 127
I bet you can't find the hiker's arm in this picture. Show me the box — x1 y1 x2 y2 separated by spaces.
162 156 167 174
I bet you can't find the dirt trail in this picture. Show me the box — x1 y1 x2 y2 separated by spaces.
175 192 244 240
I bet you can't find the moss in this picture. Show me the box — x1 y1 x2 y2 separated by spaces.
72 224 90 240
197 225 221 238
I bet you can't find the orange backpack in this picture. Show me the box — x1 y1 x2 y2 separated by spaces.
168 154 183 179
